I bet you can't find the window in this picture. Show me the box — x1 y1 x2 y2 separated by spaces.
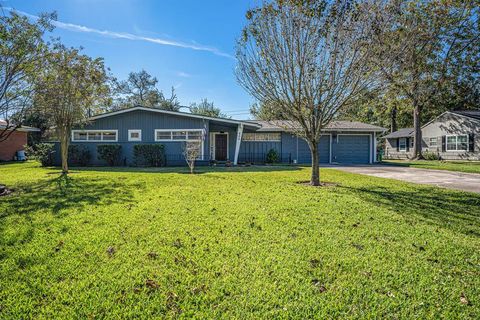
399 138 407 151
242 132 281 142
128 129 142 141
72 130 117 142
429 137 437 147
155 129 203 141
446 135 468 151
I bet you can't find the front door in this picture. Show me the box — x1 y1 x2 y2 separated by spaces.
215 134 228 161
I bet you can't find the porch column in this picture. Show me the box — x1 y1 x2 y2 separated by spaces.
233 123 243 165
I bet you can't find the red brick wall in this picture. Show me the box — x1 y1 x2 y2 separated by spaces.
0 131 28 161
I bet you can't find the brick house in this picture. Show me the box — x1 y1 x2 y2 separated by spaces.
0 120 40 161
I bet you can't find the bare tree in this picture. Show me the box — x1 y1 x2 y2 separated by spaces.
183 140 202 174
236 0 378 185
0 9 54 142
35 43 110 174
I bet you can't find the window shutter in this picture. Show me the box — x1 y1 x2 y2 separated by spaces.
406 138 410 152
441 136 446 152
469 134 475 152
396 138 399 151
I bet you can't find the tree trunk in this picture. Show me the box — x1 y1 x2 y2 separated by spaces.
412 101 423 160
60 130 69 174
309 142 320 186
390 106 397 133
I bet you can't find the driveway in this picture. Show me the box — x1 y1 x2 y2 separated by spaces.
331 164 480 193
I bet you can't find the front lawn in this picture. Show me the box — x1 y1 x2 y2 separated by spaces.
383 159 480 174
0 162 479 318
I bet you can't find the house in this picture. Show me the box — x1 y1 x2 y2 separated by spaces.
384 110 480 160
0 120 40 161
57 106 386 166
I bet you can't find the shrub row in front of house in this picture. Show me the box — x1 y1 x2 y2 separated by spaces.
30 143 167 167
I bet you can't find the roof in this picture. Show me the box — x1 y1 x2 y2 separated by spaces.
89 106 261 128
0 120 40 132
247 120 387 132
450 110 480 121
383 128 414 139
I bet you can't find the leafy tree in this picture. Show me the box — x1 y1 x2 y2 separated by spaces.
34 42 110 174
0 9 54 142
189 98 228 118
114 70 181 111
370 0 479 159
236 0 379 186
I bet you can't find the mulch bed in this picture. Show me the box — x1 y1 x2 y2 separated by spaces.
296 181 339 187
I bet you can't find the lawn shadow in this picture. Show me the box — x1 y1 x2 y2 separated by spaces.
1 173 139 218
336 184 480 237
67 164 303 174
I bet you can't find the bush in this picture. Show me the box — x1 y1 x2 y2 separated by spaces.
68 145 91 166
27 143 56 166
97 144 122 166
266 148 279 163
423 151 440 160
133 144 166 167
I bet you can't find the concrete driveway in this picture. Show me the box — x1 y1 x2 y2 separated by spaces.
331 164 480 193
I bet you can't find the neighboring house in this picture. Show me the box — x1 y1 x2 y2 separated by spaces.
56 106 385 166
0 120 40 161
384 110 480 160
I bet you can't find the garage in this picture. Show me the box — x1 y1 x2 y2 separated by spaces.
334 134 371 164
297 135 330 164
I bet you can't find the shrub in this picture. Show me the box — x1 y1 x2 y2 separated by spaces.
97 144 122 166
68 145 91 166
266 148 279 163
27 143 56 166
133 144 166 167
423 151 440 160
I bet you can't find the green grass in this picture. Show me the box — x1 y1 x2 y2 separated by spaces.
0 162 479 319
383 159 480 174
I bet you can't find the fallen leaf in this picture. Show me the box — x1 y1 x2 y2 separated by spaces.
145 279 159 289
106 246 116 257
460 293 469 305
147 252 157 259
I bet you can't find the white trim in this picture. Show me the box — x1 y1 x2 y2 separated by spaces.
398 137 407 152
234 124 244 165
71 130 118 142
337 133 373 164
445 134 469 152
128 129 142 142
210 132 229 161
89 106 260 128
154 129 204 141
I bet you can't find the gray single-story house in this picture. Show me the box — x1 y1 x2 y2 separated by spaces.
55 106 386 166
384 110 480 160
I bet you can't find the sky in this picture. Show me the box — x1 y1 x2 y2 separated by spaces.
2 0 258 119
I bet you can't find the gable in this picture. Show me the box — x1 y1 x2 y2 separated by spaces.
422 112 480 137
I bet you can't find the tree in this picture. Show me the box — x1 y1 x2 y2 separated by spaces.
114 70 181 111
0 9 54 142
34 43 110 174
236 0 379 186
370 0 479 159
189 98 228 118
183 141 202 174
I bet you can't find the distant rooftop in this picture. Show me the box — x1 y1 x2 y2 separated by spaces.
451 110 480 121
383 128 414 139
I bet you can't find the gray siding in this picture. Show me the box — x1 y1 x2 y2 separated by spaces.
385 113 480 160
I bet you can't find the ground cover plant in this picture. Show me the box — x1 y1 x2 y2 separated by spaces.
0 161 479 319
384 160 480 174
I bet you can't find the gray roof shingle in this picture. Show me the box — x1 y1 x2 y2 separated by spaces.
451 110 480 121
246 120 386 132
383 128 414 139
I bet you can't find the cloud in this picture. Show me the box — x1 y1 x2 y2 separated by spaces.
3 7 234 59
176 71 192 78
